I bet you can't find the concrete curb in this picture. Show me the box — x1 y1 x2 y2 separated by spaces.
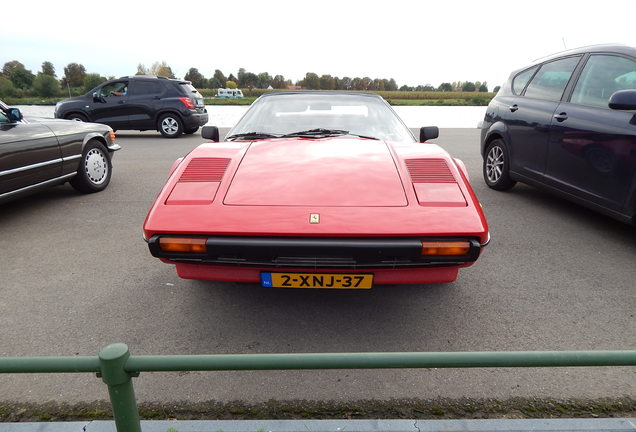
2 418 635 432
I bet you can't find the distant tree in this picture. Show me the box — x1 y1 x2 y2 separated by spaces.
136 63 149 75
184 67 205 88
239 72 258 89
210 69 227 88
303 72 320 90
461 81 476 92
257 72 273 88
2 60 25 77
237 67 246 79
386 78 398 91
207 77 222 89
479 83 489 92
83 73 107 93
493 85 501 93
416 84 435 91
41 61 56 77
33 74 59 97
438 82 452 92
319 74 335 90
399 85 413 91
340 76 352 90
227 73 237 85
0 76 15 97
3 61 35 89
360 77 372 91
62 63 87 88
272 74 287 89
149 61 175 78
226 80 237 89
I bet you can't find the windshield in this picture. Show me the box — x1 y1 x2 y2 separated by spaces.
226 93 415 142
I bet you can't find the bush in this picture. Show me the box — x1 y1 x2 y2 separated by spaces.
33 74 60 98
0 76 15 98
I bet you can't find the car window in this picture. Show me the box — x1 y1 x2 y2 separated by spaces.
178 83 202 97
131 80 163 95
512 66 538 95
570 54 636 108
523 56 581 101
97 82 128 97
0 110 9 124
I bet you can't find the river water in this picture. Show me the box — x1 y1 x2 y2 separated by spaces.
15 105 486 128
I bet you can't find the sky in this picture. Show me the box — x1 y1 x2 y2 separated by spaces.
2 0 635 91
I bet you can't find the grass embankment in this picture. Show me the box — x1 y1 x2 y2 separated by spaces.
0 398 633 422
3 91 495 107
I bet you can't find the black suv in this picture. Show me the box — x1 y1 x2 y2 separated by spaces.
54 75 209 138
481 44 636 224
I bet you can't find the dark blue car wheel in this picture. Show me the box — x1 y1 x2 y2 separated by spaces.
484 139 516 191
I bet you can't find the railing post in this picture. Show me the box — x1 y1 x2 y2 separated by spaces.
98 343 142 432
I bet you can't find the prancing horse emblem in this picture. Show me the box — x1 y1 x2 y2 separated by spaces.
309 213 320 224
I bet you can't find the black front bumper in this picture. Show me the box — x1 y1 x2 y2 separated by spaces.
147 236 484 269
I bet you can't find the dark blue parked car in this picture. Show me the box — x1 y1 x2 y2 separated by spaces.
480 44 636 224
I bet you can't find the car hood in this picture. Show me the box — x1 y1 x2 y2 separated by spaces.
25 116 111 133
224 137 407 206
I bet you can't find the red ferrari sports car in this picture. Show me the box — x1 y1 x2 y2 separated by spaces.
143 92 489 288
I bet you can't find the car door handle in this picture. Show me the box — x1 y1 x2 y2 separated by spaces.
509 104 518 112
553 112 568 122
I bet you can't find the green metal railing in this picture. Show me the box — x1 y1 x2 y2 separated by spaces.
1 343 635 432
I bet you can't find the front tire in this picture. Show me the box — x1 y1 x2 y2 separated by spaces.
70 140 112 193
483 139 516 191
158 114 183 138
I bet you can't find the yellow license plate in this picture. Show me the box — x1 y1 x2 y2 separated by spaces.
261 272 373 289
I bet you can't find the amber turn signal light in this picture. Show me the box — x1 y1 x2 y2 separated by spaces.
159 237 207 253
109 131 116 142
421 241 471 256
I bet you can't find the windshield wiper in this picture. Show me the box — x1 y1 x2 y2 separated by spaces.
345 133 379 140
281 128 349 138
281 129 379 140
226 132 282 141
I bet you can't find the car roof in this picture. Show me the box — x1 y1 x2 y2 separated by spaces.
532 44 636 63
117 75 188 83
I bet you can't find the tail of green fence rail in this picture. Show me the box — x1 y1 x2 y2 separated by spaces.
1 343 635 432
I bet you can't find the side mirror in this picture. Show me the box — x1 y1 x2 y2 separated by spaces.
93 92 107 103
201 126 220 142
7 108 23 122
419 126 439 142
608 90 636 111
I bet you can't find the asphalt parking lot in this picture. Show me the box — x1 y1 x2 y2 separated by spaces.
0 128 634 405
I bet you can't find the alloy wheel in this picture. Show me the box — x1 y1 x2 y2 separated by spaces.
161 117 179 135
486 145 504 183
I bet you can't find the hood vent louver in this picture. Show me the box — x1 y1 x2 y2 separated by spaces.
405 158 456 183
405 158 467 207
179 157 231 182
